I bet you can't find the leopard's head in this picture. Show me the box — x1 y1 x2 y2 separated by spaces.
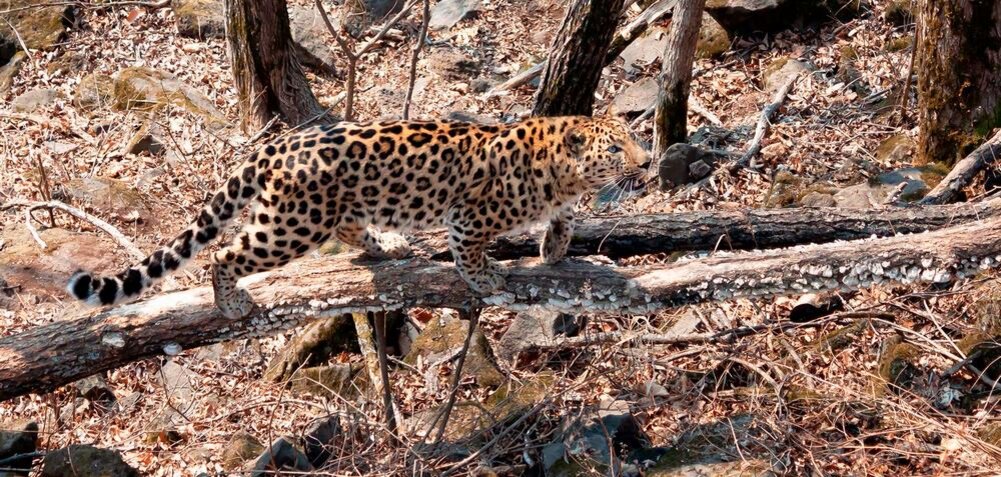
566 117 650 191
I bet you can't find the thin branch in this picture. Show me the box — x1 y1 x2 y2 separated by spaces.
920 128 1001 205
730 72 800 172
1 199 145 260
372 311 400 439
402 0 430 119
432 308 480 447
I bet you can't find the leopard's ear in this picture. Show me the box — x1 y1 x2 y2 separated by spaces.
564 126 587 156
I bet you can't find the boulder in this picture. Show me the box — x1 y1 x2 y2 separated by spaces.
619 16 730 75
64 176 153 225
73 73 115 113
302 415 341 468
0 420 39 476
171 0 225 39
0 227 115 298
657 143 718 190
609 77 658 116
125 120 167 156
429 0 482 30
0 52 26 95
248 437 314 476
1 1 74 62
222 432 265 471
875 134 916 164
289 4 340 76
832 167 928 208
289 363 369 399
41 445 139 477
497 309 585 363
404 313 505 388
12 88 62 113
73 374 116 411
762 56 812 94
543 399 648 477
707 0 866 33
112 67 229 129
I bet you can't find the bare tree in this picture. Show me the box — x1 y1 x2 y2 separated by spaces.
532 0 626 116
225 0 333 131
915 0 1001 165
652 0 705 156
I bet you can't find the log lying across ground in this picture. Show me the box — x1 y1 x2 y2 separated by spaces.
416 198 1001 260
920 129 1001 205
4 212 1001 401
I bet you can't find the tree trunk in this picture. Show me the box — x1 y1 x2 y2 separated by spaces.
653 0 705 156
225 0 332 131
413 197 1001 260
4 214 1001 401
915 0 1001 165
532 0 626 116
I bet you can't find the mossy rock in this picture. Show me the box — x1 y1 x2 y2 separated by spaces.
955 283 1001 383
289 363 369 399
762 55 811 93
112 67 229 129
884 35 913 53
0 51 26 95
222 432 265 470
404 314 506 387
41 445 140 477
763 171 838 208
74 73 116 113
874 335 921 396
422 373 554 443
696 13 730 59
0 0 73 54
64 176 153 225
875 134 916 164
978 423 1001 446
171 0 225 39
918 162 951 190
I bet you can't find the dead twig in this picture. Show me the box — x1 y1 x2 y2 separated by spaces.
352 312 401 439
920 128 1001 205
402 0 431 119
430 308 481 447
0 199 145 260
372 311 401 439
730 72 800 172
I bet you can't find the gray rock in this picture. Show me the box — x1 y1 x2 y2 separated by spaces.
64 176 152 225
610 77 658 116
290 4 339 76
249 437 314 476
222 431 264 471
12 88 62 113
0 420 39 476
544 399 648 476
658 143 718 190
763 56 811 94
45 141 78 155
498 309 585 362
171 0 225 39
429 0 482 30
799 191 836 208
619 26 669 74
833 167 928 208
73 374 116 410
41 445 139 477
159 361 195 411
113 67 229 129
875 134 916 164
303 415 341 467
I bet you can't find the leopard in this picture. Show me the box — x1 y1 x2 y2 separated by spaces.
67 116 650 319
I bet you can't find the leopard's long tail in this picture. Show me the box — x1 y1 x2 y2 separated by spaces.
67 156 266 306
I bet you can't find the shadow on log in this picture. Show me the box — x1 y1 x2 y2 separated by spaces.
3 213 1001 401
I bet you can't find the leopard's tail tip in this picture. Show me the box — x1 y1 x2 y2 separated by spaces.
67 270 103 306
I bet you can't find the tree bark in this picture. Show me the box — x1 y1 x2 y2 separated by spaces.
653 0 705 156
915 0 1001 165
225 0 332 132
413 198 1001 260
4 215 1001 401
532 0 626 116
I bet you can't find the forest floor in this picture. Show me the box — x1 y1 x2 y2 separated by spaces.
1 0 1000 475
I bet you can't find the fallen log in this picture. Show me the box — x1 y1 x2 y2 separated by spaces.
414 198 1001 260
3 214 1001 401
920 129 1001 205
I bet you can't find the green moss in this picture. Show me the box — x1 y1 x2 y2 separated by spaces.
874 336 921 396
884 35 913 53
762 56 791 84
973 102 1001 138
918 162 951 189
695 13 729 59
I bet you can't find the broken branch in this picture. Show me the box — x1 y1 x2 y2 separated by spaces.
731 72 800 172
920 129 1001 205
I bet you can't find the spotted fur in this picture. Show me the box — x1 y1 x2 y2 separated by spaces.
67 116 649 318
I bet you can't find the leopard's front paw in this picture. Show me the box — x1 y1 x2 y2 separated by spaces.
215 287 254 319
369 232 412 259
462 267 507 294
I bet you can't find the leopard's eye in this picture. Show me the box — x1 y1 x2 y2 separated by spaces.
607 145 622 154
